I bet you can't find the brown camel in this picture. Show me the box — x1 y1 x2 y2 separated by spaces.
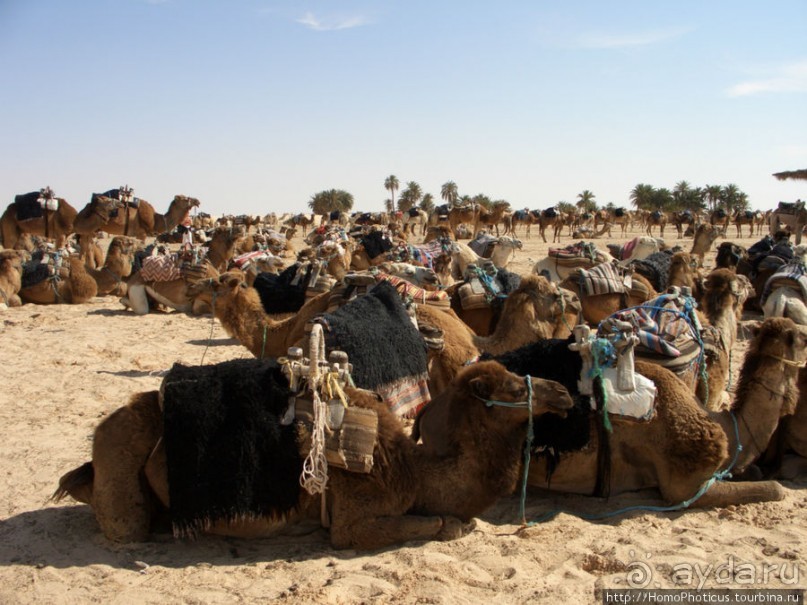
0 191 78 250
709 208 731 233
645 210 667 236
610 209 632 236
559 269 656 326
690 223 723 267
471 274 579 356
75 235 106 270
19 255 98 305
121 258 219 316
73 194 200 241
478 201 511 236
418 317 805 509
285 213 314 236
85 237 136 297
203 226 245 272
0 250 24 308
756 367 807 479
185 271 479 398
447 204 480 236
732 210 759 238
669 210 697 238
538 211 566 244
53 360 572 547
696 269 753 411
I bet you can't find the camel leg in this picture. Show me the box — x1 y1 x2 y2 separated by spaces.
91 392 163 542
330 514 472 550
123 284 149 315
693 480 785 508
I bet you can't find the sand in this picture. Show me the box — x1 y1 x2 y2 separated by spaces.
0 225 804 604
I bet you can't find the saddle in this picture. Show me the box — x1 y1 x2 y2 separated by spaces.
549 241 609 268
468 233 498 258
761 262 807 305
568 261 631 297
14 190 57 222
777 201 804 215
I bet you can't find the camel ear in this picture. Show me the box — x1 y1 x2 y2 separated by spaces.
469 375 494 400
226 276 241 289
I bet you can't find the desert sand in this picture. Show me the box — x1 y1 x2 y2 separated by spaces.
0 225 804 604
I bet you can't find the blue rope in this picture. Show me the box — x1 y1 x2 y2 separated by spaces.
525 411 743 524
482 375 534 525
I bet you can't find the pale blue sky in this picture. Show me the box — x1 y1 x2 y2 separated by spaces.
1 0 805 215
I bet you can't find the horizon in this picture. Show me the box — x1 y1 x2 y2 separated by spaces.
1 1 805 215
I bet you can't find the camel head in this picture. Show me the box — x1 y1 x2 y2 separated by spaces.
413 361 573 457
505 274 579 336
379 262 439 288
715 242 747 270
702 268 754 319
186 271 245 307
174 195 201 211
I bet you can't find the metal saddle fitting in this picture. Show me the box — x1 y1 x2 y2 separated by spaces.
281 348 353 429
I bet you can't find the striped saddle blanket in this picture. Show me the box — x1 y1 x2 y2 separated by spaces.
140 255 182 282
571 261 630 296
761 262 807 305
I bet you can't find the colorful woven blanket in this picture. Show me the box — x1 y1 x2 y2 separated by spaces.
140 255 182 282
573 261 629 296
761 262 807 305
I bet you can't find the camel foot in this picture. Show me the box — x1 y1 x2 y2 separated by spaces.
436 516 476 541
696 480 785 508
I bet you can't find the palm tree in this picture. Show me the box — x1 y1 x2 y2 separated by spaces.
721 183 741 214
384 175 399 211
576 190 596 212
420 193 435 214
704 185 723 212
556 201 576 215
651 188 673 211
441 181 459 206
630 184 655 211
398 181 423 212
308 189 354 214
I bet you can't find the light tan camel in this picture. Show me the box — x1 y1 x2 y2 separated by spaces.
611 209 633 236
418 317 805 509
85 237 136 297
403 208 429 236
204 226 246 272
73 195 200 241
559 270 656 326
478 202 511 236
0 250 24 308
0 194 77 250
471 275 579 356
75 235 105 270
690 223 723 267
53 361 572 547
537 211 566 244
19 256 98 305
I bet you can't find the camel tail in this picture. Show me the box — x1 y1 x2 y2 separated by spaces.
52 462 94 504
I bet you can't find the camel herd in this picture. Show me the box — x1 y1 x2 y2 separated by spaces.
2 190 807 551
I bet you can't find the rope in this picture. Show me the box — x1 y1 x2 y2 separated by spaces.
525 412 743 524
200 292 217 365
299 323 330 498
480 375 534 525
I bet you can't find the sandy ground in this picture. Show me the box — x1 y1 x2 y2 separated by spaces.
0 224 805 604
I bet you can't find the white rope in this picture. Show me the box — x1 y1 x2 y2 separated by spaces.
299 323 330 497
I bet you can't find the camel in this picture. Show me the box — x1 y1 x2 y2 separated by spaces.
538 210 566 243
733 210 759 238
121 255 219 316
447 204 480 236
606 236 662 263
696 269 754 410
450 238 521 279
532 244 615 283
572 222 612 239
19 255 98 305
282 213 314 236
505 209 533 238
471 274 579 356
690 223 723 268
85 237 136 297
185 272 480 398
559 267 656 326
73 194 200 241
74 235 106 270
770 202 807 245
715 241 747 270
477 202 511 236
709 208 731 233
0 250 23 308
755 210 771 236
645 210 666 236
403 208 429 236
53 360 572 547
0 190 78 250
610 208 632 236
669 210 697 238
755 368 807 479
760 253 807 326
417 317 806 509
203 226 245 272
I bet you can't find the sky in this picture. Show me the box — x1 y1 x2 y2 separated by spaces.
1 0 805 216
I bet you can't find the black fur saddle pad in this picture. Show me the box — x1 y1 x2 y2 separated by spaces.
21 261 54 288
161 358 303 537
253 263 314 314
14 192 46 221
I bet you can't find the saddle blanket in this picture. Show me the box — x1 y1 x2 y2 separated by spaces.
762 262 807 305
575 261 629 296
549 241 604 264
140 254 182 282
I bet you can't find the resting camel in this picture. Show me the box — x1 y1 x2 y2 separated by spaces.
85 237 135 297
73 194 200 241
755 367 807 479
450 239 521 278
203 226 245 272
690 223 722 268
0 250 23 308
471 274 579 356
0 191 77 250
669 210 697 238
75 235 105 270
186 272 480 398
417 317 806 509
715 241 747 271
696 269 753 410
532 245 615 283
19 255 98 305
53 360 572 547
559 268 656 326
